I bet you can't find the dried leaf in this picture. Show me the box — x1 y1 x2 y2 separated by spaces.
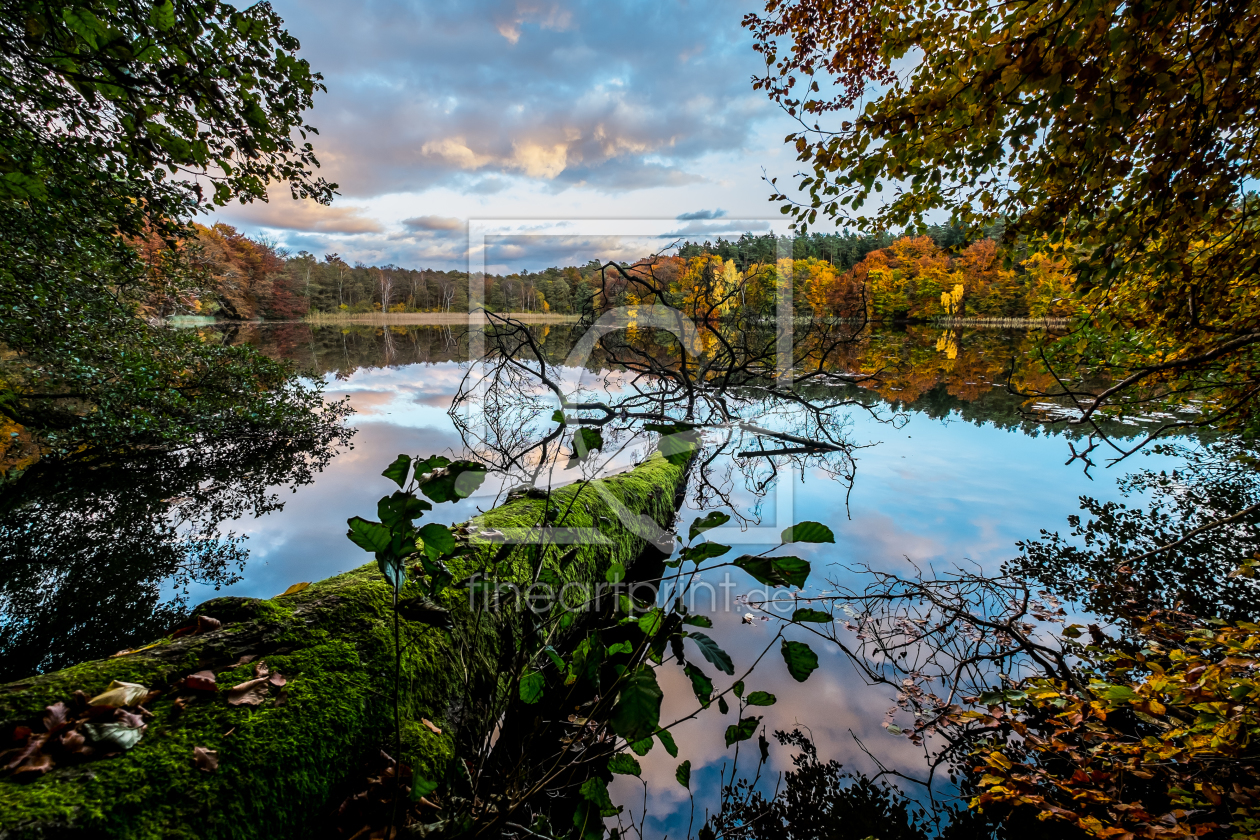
253 661 269 678
59 729 91 756
193 746 219 772
12 751 53 777
82 721 144 751
42 702 69 732
421 718 442 735
268 672 287 687
182 670 218 692
226 677 271 706
195 615 222 634
88 681 149 707
236 654 258 666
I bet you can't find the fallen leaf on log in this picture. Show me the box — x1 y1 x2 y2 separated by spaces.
226 677 270 706
182 671 218 692
88 681 149 707
11 751 53 777
193 746 219 772
170 615 222 639
235 654 257 666
268 672 287 687
82 721 144 751
421 719 442 735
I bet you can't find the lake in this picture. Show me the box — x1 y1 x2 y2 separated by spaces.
0 320 1199 835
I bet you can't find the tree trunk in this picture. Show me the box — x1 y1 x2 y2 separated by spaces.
0 450 692 839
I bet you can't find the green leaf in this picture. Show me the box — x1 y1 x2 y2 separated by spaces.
683 541 731 563
542 645 565 671
628 736 654 756
378 491 431 529
148 0 175 31
579 777 620 817
519 671 546 704
419 460 486 503
718 696 729 715
608 753 642 776
732 680 745 698
676 760 691 788
745 691 777 706
606 562 626 584
781 521 835 544
781 640 819 682
689 511 732 541
684 664 713 705
418 522 456 560
725 716 761 747
551 409 565 424
411 776 440 800
689 632 734 675
638 608 663 638
682 614 713 628
609 667 663 743
792 608 832 623
377 555 405 591
733 554 812 588
656 727 679 757
659 430 699 465
773 556 811 588
346 516 392 554
574 427 603 460
382 454 412 488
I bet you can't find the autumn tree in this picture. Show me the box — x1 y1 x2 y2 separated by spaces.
746 0 1260 437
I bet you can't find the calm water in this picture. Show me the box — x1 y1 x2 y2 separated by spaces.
0 322 1190 833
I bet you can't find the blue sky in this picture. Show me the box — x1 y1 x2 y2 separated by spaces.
210 0 812 271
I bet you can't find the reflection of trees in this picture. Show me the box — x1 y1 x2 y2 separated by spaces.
0 421 352 681
1011 440 1260 623
450 311 882 518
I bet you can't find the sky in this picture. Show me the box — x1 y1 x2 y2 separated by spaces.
208 0 815 272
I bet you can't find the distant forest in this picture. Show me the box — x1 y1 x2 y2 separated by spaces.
145 222 1053 321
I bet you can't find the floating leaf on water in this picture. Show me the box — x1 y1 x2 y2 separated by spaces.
193 746 219 772
89 681 149 707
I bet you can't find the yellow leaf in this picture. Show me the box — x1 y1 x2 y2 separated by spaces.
275 582 310 598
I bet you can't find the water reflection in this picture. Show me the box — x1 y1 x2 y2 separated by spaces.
0 320 1219 836
0 422 352 681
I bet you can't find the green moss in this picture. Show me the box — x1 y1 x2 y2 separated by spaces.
0 451 690 839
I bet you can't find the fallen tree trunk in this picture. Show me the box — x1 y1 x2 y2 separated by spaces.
0 450 692 840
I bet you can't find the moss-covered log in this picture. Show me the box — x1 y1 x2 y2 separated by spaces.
0 451 690 839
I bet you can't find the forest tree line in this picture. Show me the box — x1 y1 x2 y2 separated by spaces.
144 223 1073 322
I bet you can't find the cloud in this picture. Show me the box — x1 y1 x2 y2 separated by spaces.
402 215 464 232
676 208 726 221
216 195 383 234
270 0 779 198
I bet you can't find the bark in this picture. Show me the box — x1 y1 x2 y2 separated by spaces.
0 450 692 840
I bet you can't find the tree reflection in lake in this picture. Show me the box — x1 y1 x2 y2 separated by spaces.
0 419 352 681
1012 439 1260 624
